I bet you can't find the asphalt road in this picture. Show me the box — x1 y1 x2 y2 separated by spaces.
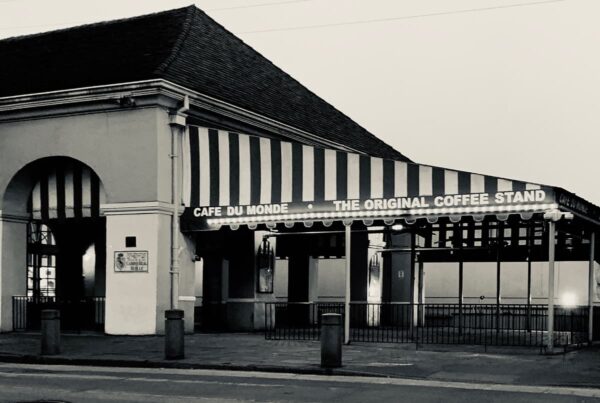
0 363 598 403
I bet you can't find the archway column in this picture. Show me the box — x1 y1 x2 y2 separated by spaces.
103 202 196 335
0 212 28 332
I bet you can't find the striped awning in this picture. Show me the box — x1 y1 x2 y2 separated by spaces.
181 126 561 231
29 165 101 220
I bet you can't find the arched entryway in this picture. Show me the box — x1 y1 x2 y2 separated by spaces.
2 157 106 332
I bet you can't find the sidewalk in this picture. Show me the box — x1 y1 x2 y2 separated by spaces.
1 332 600 388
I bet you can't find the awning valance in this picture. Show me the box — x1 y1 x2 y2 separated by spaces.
181 126 569 231
29 165 101 220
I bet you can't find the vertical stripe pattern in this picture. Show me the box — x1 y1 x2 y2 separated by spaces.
30 165 101 220
182 126 549 212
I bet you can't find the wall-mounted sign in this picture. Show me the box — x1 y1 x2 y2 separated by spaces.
114 251 148 272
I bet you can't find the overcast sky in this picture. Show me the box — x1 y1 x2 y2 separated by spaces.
1 0 598 204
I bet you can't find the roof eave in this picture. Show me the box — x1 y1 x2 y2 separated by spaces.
0 79 384 157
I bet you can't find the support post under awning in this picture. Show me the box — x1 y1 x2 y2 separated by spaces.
547 220 556 353
344 222 352 344
588 231 596 344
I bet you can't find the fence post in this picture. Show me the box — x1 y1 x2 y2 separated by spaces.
321 313 342 368
165 309 184 360
41 309 60 355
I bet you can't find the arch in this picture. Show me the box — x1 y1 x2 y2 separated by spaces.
0 156 108 331
1 156 106 219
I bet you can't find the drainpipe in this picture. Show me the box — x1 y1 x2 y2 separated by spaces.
169 95 189 310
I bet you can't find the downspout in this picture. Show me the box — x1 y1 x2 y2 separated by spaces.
169 95 190 310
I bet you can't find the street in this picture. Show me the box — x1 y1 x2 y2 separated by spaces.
0 363 598 402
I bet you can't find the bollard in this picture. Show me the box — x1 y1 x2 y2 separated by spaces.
41 309 60 355
321 313 342 368
165 309 184 360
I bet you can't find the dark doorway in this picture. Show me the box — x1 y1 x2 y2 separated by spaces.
15 219 106 332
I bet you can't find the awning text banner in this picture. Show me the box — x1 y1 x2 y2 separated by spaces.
181 126 552 230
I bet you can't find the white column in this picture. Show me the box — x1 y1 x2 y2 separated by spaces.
588 232 596 344
0 214 28 332
344 222 352 344
547 220 556 352
103 202 180 335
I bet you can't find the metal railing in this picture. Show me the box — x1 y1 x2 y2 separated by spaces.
12 296 105 332
592 307 600 342
265 302 590 347
265 302 344 341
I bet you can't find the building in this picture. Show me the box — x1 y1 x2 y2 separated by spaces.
1 6 598 349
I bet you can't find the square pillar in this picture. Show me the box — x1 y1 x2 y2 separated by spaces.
221 230 276 331
178 232 197 334
201 255 227 330
350 231 369 303
382 232 413 303
0 215 28 332
288 253 311 326
104 208 172 335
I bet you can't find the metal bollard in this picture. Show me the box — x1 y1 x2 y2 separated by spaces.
321 313 342 368
41 309 60 355
165 309 185 360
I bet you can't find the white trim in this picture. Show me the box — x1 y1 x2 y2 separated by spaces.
0 79 369 157
102 201 179 216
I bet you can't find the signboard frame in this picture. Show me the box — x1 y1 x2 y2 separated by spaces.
114 250 149 273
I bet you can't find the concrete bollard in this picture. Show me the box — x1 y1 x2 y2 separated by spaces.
165 309 185 360
41 309 60 355
320 313 342 368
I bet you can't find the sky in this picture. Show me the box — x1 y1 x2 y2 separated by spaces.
1 0 599 204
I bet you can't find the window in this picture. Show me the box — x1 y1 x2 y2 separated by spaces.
26 222 57 298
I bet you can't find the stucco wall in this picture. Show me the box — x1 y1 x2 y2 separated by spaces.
0 107 169 212
0 105 195 334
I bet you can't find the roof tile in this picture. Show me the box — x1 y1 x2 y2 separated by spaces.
0 6 410 161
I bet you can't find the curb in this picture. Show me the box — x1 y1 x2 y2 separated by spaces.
0 353 377 378
1 353 600 390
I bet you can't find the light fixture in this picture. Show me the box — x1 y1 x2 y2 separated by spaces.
560 292 577 308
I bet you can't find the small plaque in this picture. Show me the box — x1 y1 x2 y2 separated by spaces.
114 251 148 272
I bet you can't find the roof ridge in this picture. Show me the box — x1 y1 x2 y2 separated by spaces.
0 5 193 43
154 5 197 76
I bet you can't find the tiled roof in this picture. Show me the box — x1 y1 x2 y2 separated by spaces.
0 6 410 161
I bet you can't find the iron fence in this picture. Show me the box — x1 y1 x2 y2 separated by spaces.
265 302 344 340
593 306 600 342
12 296 105 332
265 302 590 347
